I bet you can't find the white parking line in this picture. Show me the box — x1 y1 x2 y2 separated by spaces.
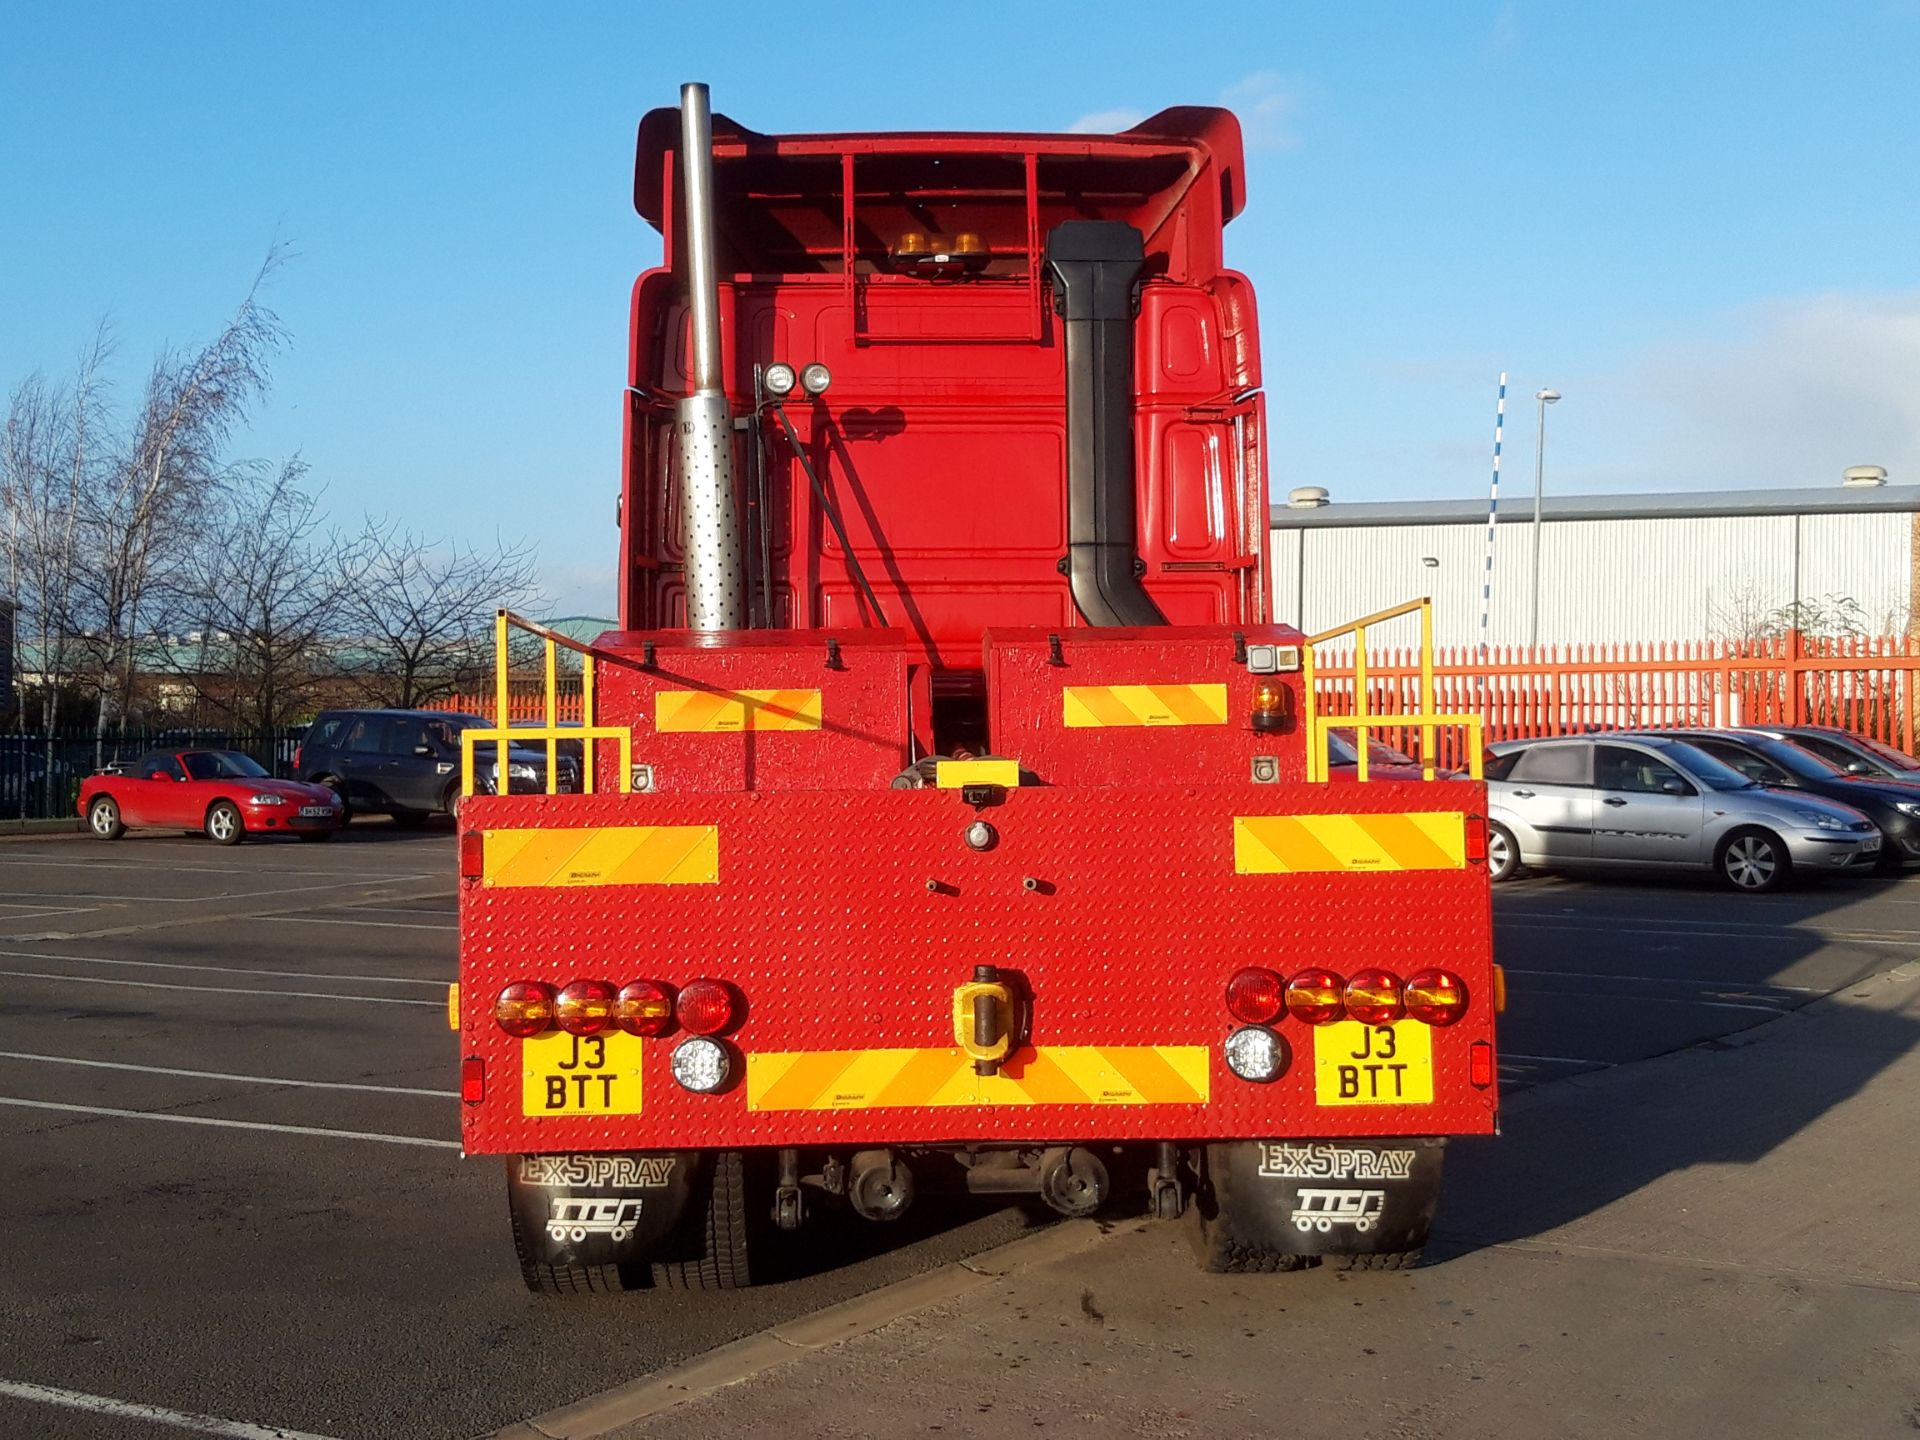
1499 1051 1613 1067
0 877 433 904
262 915 451 932
0 1096 461 1149
0 1051 456 1097
0 948 446 989
1500 966 1824 993
0 969 441 1007
1500 919 1919 947
333 905 457 917
0 1380 341 1440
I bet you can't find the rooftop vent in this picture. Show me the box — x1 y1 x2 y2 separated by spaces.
1842 465 1888 488
1287 486 1330 508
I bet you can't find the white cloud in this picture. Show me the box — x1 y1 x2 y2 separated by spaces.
1566 290 1920 492
1219 71 1301 152
1066 108 1148 134
1065 73 1303 150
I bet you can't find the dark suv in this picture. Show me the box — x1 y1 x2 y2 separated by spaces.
296 710 577 825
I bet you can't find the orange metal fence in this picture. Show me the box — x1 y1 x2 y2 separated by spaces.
452 631 1920 769
1314 632 1920 769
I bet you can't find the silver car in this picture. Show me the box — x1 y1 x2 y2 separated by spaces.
1484 733 1882 891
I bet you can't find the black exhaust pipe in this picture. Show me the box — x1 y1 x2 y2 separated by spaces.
1046 220 1168 628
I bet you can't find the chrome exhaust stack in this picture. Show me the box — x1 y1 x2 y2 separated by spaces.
675 81 746 630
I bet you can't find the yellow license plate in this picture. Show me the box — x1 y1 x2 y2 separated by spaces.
1313 1021 1433 1106
521 1031 644 1116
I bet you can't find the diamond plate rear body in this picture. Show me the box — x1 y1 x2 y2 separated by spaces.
456 779 1498 1155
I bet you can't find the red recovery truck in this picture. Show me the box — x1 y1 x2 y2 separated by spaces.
452 83 1498 1291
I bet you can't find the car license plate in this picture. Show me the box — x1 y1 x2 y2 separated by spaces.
521 1031 644 1116
299 805 333 817
1862 833 1882 852
1313 1021 1433 1106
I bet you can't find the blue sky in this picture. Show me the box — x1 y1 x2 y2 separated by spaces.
4 1 1917 615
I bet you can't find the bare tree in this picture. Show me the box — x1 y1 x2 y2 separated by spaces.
69 249 290 758
164 459 352 735
2 330 112 807
335 519 541 708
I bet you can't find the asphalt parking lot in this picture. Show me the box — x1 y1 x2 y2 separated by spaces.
0 829 1914 1439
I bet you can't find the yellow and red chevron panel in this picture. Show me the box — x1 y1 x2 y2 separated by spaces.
481 825 718 887
746 1045 1209 1111
655 688 822 733
1061 683 1228 728
1233 812 1467 874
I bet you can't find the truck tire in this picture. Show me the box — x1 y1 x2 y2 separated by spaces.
1186 1151 1309 1274
651 1150 752 1291
1325 1249 1423 1272
509 1190 639 1295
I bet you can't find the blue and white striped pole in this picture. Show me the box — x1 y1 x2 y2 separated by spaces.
1479 372 1507 662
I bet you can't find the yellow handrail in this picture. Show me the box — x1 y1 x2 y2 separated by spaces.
1301 596 1482 782
460 609 635 798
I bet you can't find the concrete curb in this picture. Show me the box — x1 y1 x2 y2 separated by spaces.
490 1218 1128 1440
0 821 84 842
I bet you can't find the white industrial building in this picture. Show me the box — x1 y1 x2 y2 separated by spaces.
1268 482 1919 650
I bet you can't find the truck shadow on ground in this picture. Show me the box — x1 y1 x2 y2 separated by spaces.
1432 869 1920 1260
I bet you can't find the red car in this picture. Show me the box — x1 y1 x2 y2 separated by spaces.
79 748 345 845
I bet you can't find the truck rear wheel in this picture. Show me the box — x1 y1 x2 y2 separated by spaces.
509 1190 641 1294
1187 1140 1444 1274
1325 1249 1423 1271
1186 1150 1309 1274
650 1150 753 1291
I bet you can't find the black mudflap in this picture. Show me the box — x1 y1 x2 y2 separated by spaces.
1195 1139 1445 1263
507 1152 698 1272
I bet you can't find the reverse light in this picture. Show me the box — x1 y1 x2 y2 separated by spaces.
494 982 556 1037
763 362 797 397
615 979 676 1037
1223 1026 1289 1083
675 978 739 1036
1344 968 1405 1026
800 362 832 397
1226 967 1285 1025
1404 968 1469 1026
1285 968 1346 1025
555 980 618 1036
670 1036 733 1093
1250 681 1294 734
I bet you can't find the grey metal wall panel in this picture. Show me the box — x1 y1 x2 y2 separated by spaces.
1270 511 1912 649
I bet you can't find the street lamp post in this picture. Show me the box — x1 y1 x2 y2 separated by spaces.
1530 388 1561 650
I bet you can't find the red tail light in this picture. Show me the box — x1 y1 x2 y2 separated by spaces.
675 978 738 1036
461 1055 486 1104
494 981 555 1037
555 979 617 1036
1344 968 1404 1026
292 745 303 771
459 830 484 880
1470 1040 1495 1088
1405 968 1469 1026
616 979 676 1037
1285 968 1346 1025
1464 814 1488 863
1226 967 1285 1025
